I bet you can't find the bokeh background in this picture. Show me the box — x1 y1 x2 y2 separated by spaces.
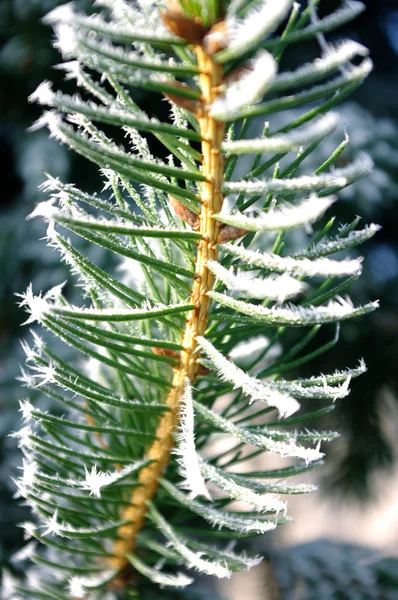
1 1 398 598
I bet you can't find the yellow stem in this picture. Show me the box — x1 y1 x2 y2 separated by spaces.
109 47 224 574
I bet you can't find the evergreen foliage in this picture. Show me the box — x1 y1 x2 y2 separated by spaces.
271 539 398 599
9 0 378 597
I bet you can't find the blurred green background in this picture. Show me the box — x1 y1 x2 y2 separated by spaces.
1 1 398 598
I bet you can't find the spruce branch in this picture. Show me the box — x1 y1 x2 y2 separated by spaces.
10 0 380 598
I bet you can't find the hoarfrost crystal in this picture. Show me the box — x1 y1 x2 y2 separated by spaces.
174 380 211 500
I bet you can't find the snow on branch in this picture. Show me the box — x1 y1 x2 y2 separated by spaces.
270 40 368 92
196 336 300 418
215 195 336 232
219 0 294 61
208 292 379 326
207 259 306 301
222 113 339 155
220 244 363 278
210 51 277 120
223 153 373 195
173 380 211 500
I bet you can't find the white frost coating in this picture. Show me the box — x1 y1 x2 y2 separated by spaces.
18 366 40 391
223 153 373 195
43 280 66 301
16 282 65 325
42 300 190 321
31 331 45 352
270 377 352 401
73 36 175 75
128 554 194 588
16 284 49 325
47 213 190 238
30 362 57 387
0 570 18 598
148 503 231 578
161 479 281 534
9 426 33 452
208 291 379 325
173 380 212 500
197 336 300 418
46 2 175 43
58 31 180 85
312 151 374 186
46 221 106 291
42 510 63 536
224 173 345 195
271 40 369 92
96 0 139 20
97 0 167 35
220 243 363 278
193 400 324 463
35 459 144 497
294 223 381 259
31 89 158 133
68 571 117 597
239 58 373 119
68 578 85 599
45 519 124 537
13 456 38 498
263 1 366 48
224 0 294 59
27 199 58 221
43 2 75 24
207 259 306 301
20 339 38 363
20 521 37 540
222 112 339 155
227 473 318 495
294 359 367 387
210 51 277 120
80 465 109 498
199 543 262 571
38 174 64 193
230 335 271 361
18 398 34 422
19 458 37 490
306 1 366 36
200 461 287 514
58 59 82 81
54 23 78 56
11 541 37 563
100 459 150 489
215 195 336 232
28 111 63 138
28 81 55 106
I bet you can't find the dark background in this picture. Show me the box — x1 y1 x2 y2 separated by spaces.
1 0 398 597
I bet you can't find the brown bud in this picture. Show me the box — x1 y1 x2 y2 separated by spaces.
223 64 253 85
196 363 212 376
161 10 208 44
217 224 250 243
169 195 200 231
203 20 228 55
152 347 180 362
211 65 253 100
107 568 135 591
163 81 203 115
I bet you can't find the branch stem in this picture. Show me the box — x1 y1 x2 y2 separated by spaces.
109 47 225 573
